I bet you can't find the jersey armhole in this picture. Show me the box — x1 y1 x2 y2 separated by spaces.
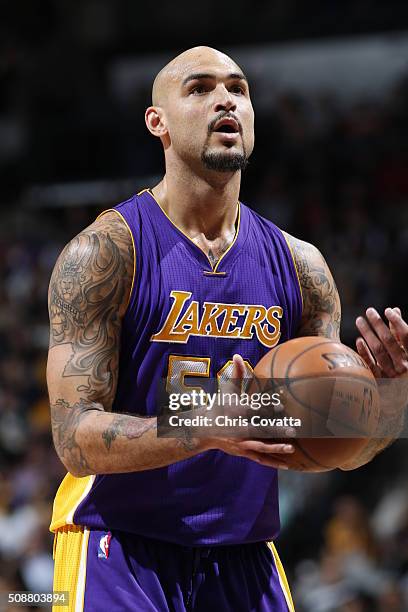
96 208 136 312
281 231 304 316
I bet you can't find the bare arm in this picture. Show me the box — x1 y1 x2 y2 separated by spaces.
340 307 408 470
284 232 395 470
285 233 407 469
47 213 293 477
284 232 341 339
47 212 211 477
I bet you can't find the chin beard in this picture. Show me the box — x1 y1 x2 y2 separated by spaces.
201 148 249 172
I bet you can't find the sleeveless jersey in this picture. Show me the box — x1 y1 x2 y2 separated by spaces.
50 189 302 546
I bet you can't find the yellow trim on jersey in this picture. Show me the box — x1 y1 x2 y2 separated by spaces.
268 541 295 611
96 208 136 310
282 232 304 313
50 474 95 532
53 525 90 612
146 188 240 273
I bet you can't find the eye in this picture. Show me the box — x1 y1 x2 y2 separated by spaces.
190 85 207 95
230 84 246 95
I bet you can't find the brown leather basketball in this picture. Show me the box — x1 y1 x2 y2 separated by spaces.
252 336 380 472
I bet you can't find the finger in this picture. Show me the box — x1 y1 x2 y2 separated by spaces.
365 308 407 375
238 440 295 454
386 308 402 345
246 423 297 439
272 387 286 413
385 308 408 351
232 353 246 380
243 451 290 469
356 312 398 376
219 354 245 399
355 337 382 378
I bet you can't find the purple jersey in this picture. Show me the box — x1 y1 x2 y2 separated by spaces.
50 189 302 546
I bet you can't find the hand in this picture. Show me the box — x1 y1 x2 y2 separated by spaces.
205 354 295 469
353 307 408 454
355 307 408 379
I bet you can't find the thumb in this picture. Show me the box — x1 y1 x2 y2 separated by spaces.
220 354 245 398
232 354 246 381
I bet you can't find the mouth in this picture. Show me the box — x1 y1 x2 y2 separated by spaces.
212 117 240 134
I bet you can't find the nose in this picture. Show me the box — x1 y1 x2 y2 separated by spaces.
213 84 237 113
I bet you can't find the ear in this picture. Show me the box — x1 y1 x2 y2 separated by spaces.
145 106 168 138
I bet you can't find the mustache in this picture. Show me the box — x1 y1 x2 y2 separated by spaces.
208 113 242 134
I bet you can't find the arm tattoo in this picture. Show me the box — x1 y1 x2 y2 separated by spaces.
51 397 104 475
350 439 391 467
48 213 133 407
284 233 341 339
342 382 406 469
48 213 133 474
341 435 395 470
177 426 198 452
101 414 157 450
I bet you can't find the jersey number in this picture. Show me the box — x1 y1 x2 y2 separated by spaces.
166 355 254 395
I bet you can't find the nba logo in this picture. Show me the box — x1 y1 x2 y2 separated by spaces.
98 533 112 559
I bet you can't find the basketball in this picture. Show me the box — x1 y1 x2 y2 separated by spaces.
252 337 380 472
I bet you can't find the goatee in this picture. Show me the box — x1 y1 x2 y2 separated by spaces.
201 149 249 172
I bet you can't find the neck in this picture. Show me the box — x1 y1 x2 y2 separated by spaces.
151 157 241 240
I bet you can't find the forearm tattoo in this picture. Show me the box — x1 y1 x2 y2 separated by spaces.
50 398 103 475
101 414 157 450
284 233 341 339
348 384 406 467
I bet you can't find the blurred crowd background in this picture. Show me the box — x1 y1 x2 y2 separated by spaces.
2 1 408 611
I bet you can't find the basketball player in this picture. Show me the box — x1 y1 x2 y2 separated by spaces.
47 46 407 611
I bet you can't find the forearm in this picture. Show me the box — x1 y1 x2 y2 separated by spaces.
51 398 208 477
339 437 393 471
340 395 405 470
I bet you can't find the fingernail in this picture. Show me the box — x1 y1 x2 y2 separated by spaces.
283 445 295 453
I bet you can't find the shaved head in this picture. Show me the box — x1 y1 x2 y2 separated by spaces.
146 45 254 176
152 46 243 106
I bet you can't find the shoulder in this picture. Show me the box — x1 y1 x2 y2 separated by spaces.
243 204 293 247
65 210 134 283
243 203 279 231
282 231 341 339
49 211 134 319
90 209 134 245
282 230 323 268
244 206 310 253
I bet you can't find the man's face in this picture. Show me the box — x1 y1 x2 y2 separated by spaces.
161 51 255 173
